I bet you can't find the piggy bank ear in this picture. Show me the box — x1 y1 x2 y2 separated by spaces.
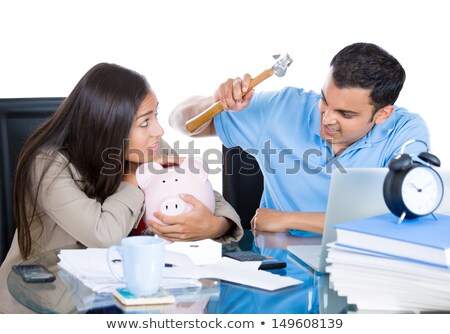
179 157 208 181
135 162 164 188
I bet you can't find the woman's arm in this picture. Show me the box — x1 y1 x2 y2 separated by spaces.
35 154 144 248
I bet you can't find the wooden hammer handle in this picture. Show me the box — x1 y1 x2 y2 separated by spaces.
185 68 274 133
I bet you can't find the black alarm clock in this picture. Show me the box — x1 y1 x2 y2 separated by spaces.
383 139 443 223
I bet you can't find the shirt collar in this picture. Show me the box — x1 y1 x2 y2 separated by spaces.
308 102 322 137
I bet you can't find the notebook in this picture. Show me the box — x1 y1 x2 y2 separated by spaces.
287 167 450 274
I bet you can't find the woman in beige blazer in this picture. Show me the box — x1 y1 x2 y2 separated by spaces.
0 63 242 313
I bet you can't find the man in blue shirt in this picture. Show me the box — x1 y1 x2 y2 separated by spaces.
169 42 429 235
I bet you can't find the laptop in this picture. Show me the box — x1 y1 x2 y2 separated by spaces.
287 167 450 274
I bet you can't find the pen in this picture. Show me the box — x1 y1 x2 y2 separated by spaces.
112 259 174 267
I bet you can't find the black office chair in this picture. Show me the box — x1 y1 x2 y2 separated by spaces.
222 146 264 230
0 98 63 263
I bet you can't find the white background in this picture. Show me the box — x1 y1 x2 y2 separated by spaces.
1 0 449 191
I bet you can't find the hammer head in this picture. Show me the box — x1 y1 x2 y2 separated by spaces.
272 53 293 77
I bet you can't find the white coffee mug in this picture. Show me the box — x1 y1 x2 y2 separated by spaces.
107 236 165 296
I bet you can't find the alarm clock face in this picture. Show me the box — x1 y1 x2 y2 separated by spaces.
402 166 444 216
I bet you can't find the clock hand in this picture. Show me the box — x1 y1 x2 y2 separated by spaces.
420 182 432 190
408 182 422 192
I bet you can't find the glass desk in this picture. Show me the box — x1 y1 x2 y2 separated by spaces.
8 231 350 314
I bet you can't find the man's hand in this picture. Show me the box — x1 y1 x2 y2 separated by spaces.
215 74 254 112
251 208 325 234
251 208 291 232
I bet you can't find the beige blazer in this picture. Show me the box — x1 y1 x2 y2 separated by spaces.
0 139 242 313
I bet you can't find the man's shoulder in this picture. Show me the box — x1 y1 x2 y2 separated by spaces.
384 107 429 154
258 86 320 100
393 107 427 128
254 87 320 111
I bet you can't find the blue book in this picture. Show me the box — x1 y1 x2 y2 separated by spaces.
333 213 450 268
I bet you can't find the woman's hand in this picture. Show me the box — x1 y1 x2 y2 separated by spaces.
153 154 183 168
147 194 232 241
124 155 182 186
122 161 139 186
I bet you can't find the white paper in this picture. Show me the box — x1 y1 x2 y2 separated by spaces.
204 257 301 291
165 239 222 265
58 248 302 293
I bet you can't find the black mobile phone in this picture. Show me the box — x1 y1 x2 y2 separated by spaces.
12 264 56 283
259 258 287 270
223 251 286 270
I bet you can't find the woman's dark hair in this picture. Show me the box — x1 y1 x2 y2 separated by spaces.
14 63 150 259
330 42 406 112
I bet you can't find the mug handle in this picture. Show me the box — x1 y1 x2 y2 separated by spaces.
107 245 125 282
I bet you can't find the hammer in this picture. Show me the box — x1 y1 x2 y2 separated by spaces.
185 53 293 133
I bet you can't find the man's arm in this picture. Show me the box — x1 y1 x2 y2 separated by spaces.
251 208 325 234
169 74 254 137
169 95 218 137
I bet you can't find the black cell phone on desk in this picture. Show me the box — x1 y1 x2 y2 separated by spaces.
259 258 287 270
223 251 286 270
12 264 56 283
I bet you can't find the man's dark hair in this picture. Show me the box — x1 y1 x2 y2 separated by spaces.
330 42 406 112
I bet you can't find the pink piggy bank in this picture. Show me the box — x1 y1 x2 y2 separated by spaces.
136 157 216 225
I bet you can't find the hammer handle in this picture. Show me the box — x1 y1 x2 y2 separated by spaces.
185 68 274 133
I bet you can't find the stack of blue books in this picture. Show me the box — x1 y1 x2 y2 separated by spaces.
326 213 450 313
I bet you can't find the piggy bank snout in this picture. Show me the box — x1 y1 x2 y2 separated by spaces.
159 197 192 216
